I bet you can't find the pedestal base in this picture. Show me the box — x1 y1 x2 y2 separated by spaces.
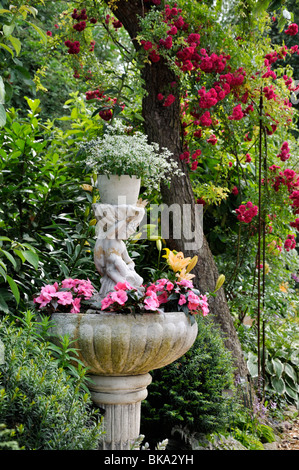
88 374 152 450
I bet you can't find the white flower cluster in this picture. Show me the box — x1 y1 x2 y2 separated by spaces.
80 121 183 193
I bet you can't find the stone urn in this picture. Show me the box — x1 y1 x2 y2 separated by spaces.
97 175 141 205
49 310 198 450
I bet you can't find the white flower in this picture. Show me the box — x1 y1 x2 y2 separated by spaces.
282 9 291 20
80 120 183 194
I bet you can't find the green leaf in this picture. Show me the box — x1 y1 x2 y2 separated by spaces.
13 249 25 262
0 294 9 313
3 24 15 37
14 65 31 79
247 352 258 377
272 358 283 379
6 275 20 304
271 376 285 395
0 43 14 57
0 104 6 127
285 374 298 392
26 21 47 44
0 236 11 242
277 13 287 32
7 35 21 56
284 363 297 382
22 250 39 269
0 249 17 268
24 97 41 114
285 385 298 401
0 76 5 104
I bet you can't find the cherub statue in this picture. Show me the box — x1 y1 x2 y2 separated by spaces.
92 199 147 300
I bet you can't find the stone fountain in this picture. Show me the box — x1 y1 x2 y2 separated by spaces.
50 179 198 450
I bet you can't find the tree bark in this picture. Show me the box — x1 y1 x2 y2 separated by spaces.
104 0 248 378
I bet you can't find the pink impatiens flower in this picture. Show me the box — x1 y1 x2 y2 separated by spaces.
199 294 209 316
101 295 115 310
110 290 128 305
71 297 81 313
56 291 73 306
144 291 160 311
34 283 59 308
187 291 201 310
177 279 193 289
178 294 187 305
114 281 134 291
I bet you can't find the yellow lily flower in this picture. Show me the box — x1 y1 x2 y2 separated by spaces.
176 267 195 281
164 249 191 272
186 255 198 273
81 184 93 192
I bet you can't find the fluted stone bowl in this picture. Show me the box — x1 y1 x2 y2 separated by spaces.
49 311 198 376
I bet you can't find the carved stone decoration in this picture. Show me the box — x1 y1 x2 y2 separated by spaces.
49 311 198 450
92 201 146 300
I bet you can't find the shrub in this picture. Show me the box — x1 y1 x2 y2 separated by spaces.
0 312 104 450
141 315 235 443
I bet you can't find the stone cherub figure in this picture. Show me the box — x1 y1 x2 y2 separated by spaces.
92 199 147 301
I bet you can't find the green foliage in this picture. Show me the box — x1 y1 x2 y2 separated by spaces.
141 315 235 443
0 96 102 313
0 311 104 450
0 0 48 126
0 423 20 450
242 314 299 407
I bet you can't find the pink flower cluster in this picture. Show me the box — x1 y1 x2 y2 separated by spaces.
289 190 299 214
284 234 296 251
228 104 244 121
64 40 80 54
179 148 202 171
100 278 209 317
85 89 124 121
157 93 176 107
271 167 299 193
263 85 277 100
277 141 290 162
34 279 95 314
236 201 258 223
72 8 88 21
290 218 299 230
285 23 299 36
73 20 86 32
86 89 104 100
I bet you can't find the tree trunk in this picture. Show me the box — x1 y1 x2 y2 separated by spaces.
105 0 248 378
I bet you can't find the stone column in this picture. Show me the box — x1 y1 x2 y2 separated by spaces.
88 373 152 450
